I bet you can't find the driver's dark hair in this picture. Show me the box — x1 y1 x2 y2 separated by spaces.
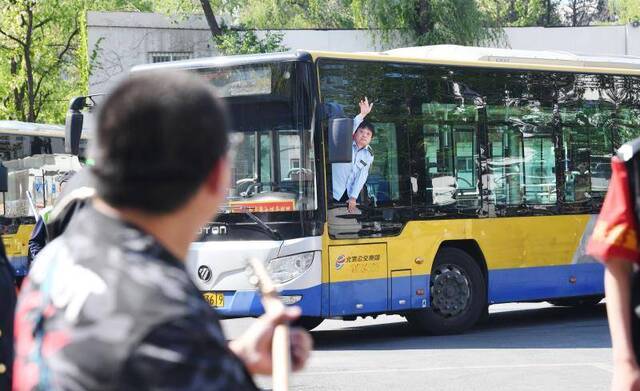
92 71 230 214
357 120 375 137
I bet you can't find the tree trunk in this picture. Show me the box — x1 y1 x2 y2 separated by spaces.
24 6 36 122
414 0 433 37
10 57 26 121
199 0 222 39
546 0 551 26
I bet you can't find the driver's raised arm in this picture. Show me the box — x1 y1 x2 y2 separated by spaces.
353 97 373 134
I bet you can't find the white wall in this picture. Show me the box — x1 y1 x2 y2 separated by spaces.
500 25 631 56
87 11 640 95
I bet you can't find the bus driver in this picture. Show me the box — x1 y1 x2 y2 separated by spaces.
332 97 375 214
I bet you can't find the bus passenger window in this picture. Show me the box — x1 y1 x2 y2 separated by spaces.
558 74 640 210
421 102 479 209
486 125 524 206
523 136 556 204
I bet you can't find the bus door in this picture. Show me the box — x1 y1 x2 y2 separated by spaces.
327 243 388 316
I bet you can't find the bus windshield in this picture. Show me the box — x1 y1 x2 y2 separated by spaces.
223 130 314 213
200 62 316 214
195 60 318 240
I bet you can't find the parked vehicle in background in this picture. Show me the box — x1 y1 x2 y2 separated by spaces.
0 121 88 276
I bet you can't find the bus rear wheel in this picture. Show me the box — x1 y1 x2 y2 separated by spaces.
407 247 486 335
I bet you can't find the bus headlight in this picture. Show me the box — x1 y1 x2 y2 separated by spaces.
267 252 314 284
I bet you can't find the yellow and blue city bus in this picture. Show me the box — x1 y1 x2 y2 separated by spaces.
0 121 88 276
132 45 640 333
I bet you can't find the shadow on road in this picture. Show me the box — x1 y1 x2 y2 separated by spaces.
312 303 610 351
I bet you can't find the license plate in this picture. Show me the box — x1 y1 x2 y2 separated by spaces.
203 292 224 307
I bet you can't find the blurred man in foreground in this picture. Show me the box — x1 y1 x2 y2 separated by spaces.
13 72 312 390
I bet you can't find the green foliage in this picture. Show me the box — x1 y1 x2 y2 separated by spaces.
609 0 640 23
150 1 296 54
236 0 354 29
351 0 501 46
0 0 86 123
478 0 562 27
78 5 90 96
214 28 288 55
90 0 155 12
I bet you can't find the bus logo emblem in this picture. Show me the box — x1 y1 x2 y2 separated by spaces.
335 255 346 270
198 265 212 282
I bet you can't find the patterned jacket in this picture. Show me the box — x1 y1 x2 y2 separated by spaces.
14 206 257 390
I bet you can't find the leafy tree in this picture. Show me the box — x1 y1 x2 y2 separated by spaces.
214 28 288 55
0 0 85 123
92 0 155 11
478 0 562 27
236 0 354 29
351 0 500 46
609 0 640 23
560 0 613 26
148 0 291 55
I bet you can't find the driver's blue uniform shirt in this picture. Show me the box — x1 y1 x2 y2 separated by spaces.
332 114 374 201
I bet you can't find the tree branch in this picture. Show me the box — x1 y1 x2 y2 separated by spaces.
33 17 53 31
199 0 222 38
56 26 79 64
0 26 26 47
32 68 52 105
32 25 79 101
34 90 51 120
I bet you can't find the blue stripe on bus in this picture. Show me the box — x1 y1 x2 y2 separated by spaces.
214 263 604 318
488 262 605 304
328 277 388 316
327 274 430 317
215 284 323 318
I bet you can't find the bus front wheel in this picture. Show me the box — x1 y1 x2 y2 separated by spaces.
407 247 486 335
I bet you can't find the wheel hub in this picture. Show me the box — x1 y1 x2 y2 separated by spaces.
430 264 471 317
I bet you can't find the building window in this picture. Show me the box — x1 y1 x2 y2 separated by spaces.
148 52 192 63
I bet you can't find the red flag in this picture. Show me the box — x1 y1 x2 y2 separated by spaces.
587 156 640 264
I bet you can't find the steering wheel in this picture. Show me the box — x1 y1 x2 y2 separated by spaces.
244 182 261 197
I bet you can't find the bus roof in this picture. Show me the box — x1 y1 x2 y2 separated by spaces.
0 120 89 139
309 45 640 76
131 51 311 73
133 45 640 77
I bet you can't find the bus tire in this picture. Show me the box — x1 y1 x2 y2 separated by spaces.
407 247 486 335
292 316 323 331
548 295 603 307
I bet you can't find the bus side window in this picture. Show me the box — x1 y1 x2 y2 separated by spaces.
523 134 556 205
419 79 480 209
486 125 524 207
559 74 640 210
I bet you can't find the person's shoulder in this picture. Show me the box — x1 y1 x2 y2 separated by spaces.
365 145 374 159
28 236 75 285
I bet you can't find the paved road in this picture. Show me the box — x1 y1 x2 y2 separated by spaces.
221 302 612 391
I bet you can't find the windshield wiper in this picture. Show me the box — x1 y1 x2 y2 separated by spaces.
242 209 282 241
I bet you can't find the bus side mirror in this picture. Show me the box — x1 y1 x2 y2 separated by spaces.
328 118 353 163
65 96 86 155
0 164 7 193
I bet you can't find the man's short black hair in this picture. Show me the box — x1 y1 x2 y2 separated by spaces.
357 120 375 137
92 71 229 213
